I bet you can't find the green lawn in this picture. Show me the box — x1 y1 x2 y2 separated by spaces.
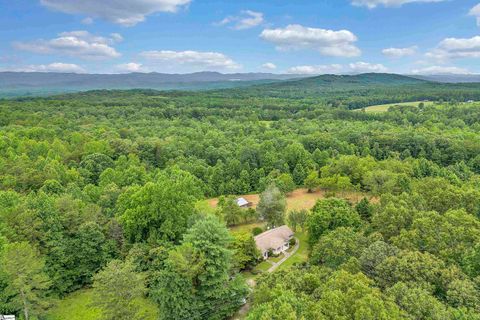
277 231 309 271
359 101 434 113
254 260 272 273
269 253 285 263
195 199 217 215
45 289 159 320
230 221 265 234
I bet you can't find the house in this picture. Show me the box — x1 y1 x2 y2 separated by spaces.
254 225 294 260
236 197 252 208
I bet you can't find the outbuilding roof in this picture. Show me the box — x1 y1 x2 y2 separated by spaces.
254 225 294 252
236 197 250 207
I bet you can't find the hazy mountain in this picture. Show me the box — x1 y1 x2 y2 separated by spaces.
411 74 480 83
0 71 306 95
220 73 480 103
243 73 429 94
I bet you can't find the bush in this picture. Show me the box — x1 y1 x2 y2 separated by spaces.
252 227 263 236
267 249 274 258
289 238 296 247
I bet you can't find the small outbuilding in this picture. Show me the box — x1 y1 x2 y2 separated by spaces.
236 197 252 208
254 225 294 260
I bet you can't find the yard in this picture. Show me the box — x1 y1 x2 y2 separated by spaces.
269 253 285 263
277 231 308 271
230 221 265 234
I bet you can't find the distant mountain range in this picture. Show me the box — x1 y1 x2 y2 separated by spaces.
411 74 480 83
0 71 304 97
0 71 479 98
235 73 427 94
223 73 480 104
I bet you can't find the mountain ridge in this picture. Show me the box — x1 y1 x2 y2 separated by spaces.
2 71 479 98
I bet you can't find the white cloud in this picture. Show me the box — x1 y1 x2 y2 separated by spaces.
261 62 277 70
216 10 264 30
382 46 417 58
469 3 480 26
411 65 471 75
426 36 480 61
286 62 388 74
110 33 124 43
5 62 86 73
13 31 121 60
352 0 445 9
286 64 343 75
40 0 191 26
140 50 241 70
349 61 388 73
260 24 361 57
115 62 146 73
81 17 93 25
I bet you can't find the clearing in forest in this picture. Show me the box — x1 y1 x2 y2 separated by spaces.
207 188 372 212
360 100 435 113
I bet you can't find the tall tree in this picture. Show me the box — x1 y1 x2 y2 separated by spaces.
116 169 202 243
257 184 286 228
287 209 308 232
153 216 248 320
356 197 373 221
216 195 243 226
92 260 148 320
304 170 320 193
231 232 261 271
0 242 51 320
307 198 362 247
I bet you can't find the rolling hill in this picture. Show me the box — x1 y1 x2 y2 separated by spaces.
221 73 480 109
0 71 303 98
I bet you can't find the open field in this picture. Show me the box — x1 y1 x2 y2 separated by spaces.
360 101 435 113
45 289 158 320
207 188 372 212
45 290 100 320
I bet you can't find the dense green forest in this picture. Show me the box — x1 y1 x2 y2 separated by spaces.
2 74 480 319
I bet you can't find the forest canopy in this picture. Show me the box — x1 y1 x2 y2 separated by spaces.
2 74 480 319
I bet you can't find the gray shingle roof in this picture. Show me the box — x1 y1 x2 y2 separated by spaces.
254 225 294 252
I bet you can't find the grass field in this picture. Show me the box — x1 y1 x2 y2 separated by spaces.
45 290 100 320
360 101 435 113
207 188 370 212
45 289 159 320
230 221 266 234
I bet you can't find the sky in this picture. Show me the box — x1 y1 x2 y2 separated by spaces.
0 0 480 75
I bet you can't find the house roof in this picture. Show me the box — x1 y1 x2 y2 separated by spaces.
236 197 250 207
254 225 294 252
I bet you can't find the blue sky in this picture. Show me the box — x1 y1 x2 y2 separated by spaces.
1 0 480 75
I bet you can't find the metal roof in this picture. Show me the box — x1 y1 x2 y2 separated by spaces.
236 197 249 207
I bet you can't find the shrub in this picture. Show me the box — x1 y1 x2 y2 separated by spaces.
252 227 263 236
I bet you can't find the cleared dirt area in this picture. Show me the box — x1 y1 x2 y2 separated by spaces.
208 188 374 211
